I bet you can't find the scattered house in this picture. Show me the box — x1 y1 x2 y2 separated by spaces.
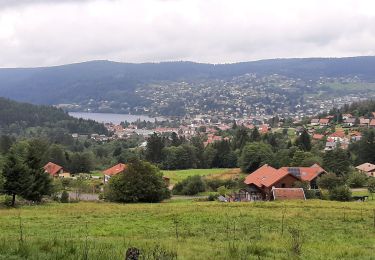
102 163 127 183
310 118 320 126
342 114 353 120
312 134 325 141
370 119 375 128
43 162 71 178
328 131 345 142
243 164 306 201
279 164 326 189
272 188 306 201
356 163 375 177
343 117 356 127
319 118 330 126
324 141 337 151
350 131 362 142
360 118 370 126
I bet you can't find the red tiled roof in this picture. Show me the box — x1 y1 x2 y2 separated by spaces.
312 134 324 140
319 118 330 124
356 163 375 173
280 164 325 182
272 188 305 200
244 164 294 188
103 163 127 176
329 131 345 138
43 162 63 176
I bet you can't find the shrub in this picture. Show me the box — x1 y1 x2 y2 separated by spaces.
329 186 352 201
346 172 368 188
368 178 375 199
106 159 170 203
317 173 344 190
173 175 206 195
60 190 69 203
217 186 228 196
207 193 219 201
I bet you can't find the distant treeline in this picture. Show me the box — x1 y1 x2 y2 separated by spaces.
0 97 107 136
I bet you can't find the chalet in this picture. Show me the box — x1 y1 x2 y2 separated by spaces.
350 131 362 142
310 118 320 126
103 163 127 183
242 164 325 201
279 164 326 189
312 134 325 141
342 114 353 120
43 162 71 178
272 188 306 201
243 164 299 200
328 131 345 142
360 118 370 126
356 163 375 177
319 118 330 126
324 140 337 151
343 118 356 127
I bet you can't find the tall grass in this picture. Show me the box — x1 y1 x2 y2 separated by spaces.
0 200 375 259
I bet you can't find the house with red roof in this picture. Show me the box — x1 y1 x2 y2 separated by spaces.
242 164 325 201
43 162 71 178
356 163 375 177
103 163 127 183
319 118 330 126
312 134 325 141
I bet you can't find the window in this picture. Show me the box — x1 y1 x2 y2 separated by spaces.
281 183 286 188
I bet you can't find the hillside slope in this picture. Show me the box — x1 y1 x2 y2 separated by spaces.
1 56 375 105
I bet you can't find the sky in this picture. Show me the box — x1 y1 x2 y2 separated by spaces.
0 0 375 68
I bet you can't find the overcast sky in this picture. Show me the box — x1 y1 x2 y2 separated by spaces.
0 0 375 68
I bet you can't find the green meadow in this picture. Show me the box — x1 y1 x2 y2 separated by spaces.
1 199 375 259
162 168 235 185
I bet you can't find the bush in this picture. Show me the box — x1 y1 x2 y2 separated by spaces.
293 181 318 199
217 186 228 196
317 173 344 190
347 172 368 188
60 190 69 203
173 175 206 195
205 179 237 191
106 159 170 203
329 186 352 201
207 193 219 201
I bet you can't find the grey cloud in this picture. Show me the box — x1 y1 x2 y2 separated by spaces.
0 0 375 67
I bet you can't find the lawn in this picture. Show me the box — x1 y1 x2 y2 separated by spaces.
162 168 239 185
1 199 375 259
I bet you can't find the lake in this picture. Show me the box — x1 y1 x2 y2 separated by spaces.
69 112 163 124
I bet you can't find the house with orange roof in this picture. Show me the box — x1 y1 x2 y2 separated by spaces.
319 118 330 126
242 164 325 201
103 163 127 183
328 131 345 142
312 134 325 141
356 163 375 177
43 162 71 178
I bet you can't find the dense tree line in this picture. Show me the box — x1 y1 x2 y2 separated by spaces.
0 97 108 137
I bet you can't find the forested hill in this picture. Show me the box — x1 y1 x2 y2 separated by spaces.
1 56 375 105
0 97 107 135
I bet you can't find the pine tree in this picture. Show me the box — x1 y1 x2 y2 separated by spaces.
295 130 311 151
250 127 261 142
3 142 32 206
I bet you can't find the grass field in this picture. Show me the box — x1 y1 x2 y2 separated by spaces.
1 199 375 259
162 168 239 185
